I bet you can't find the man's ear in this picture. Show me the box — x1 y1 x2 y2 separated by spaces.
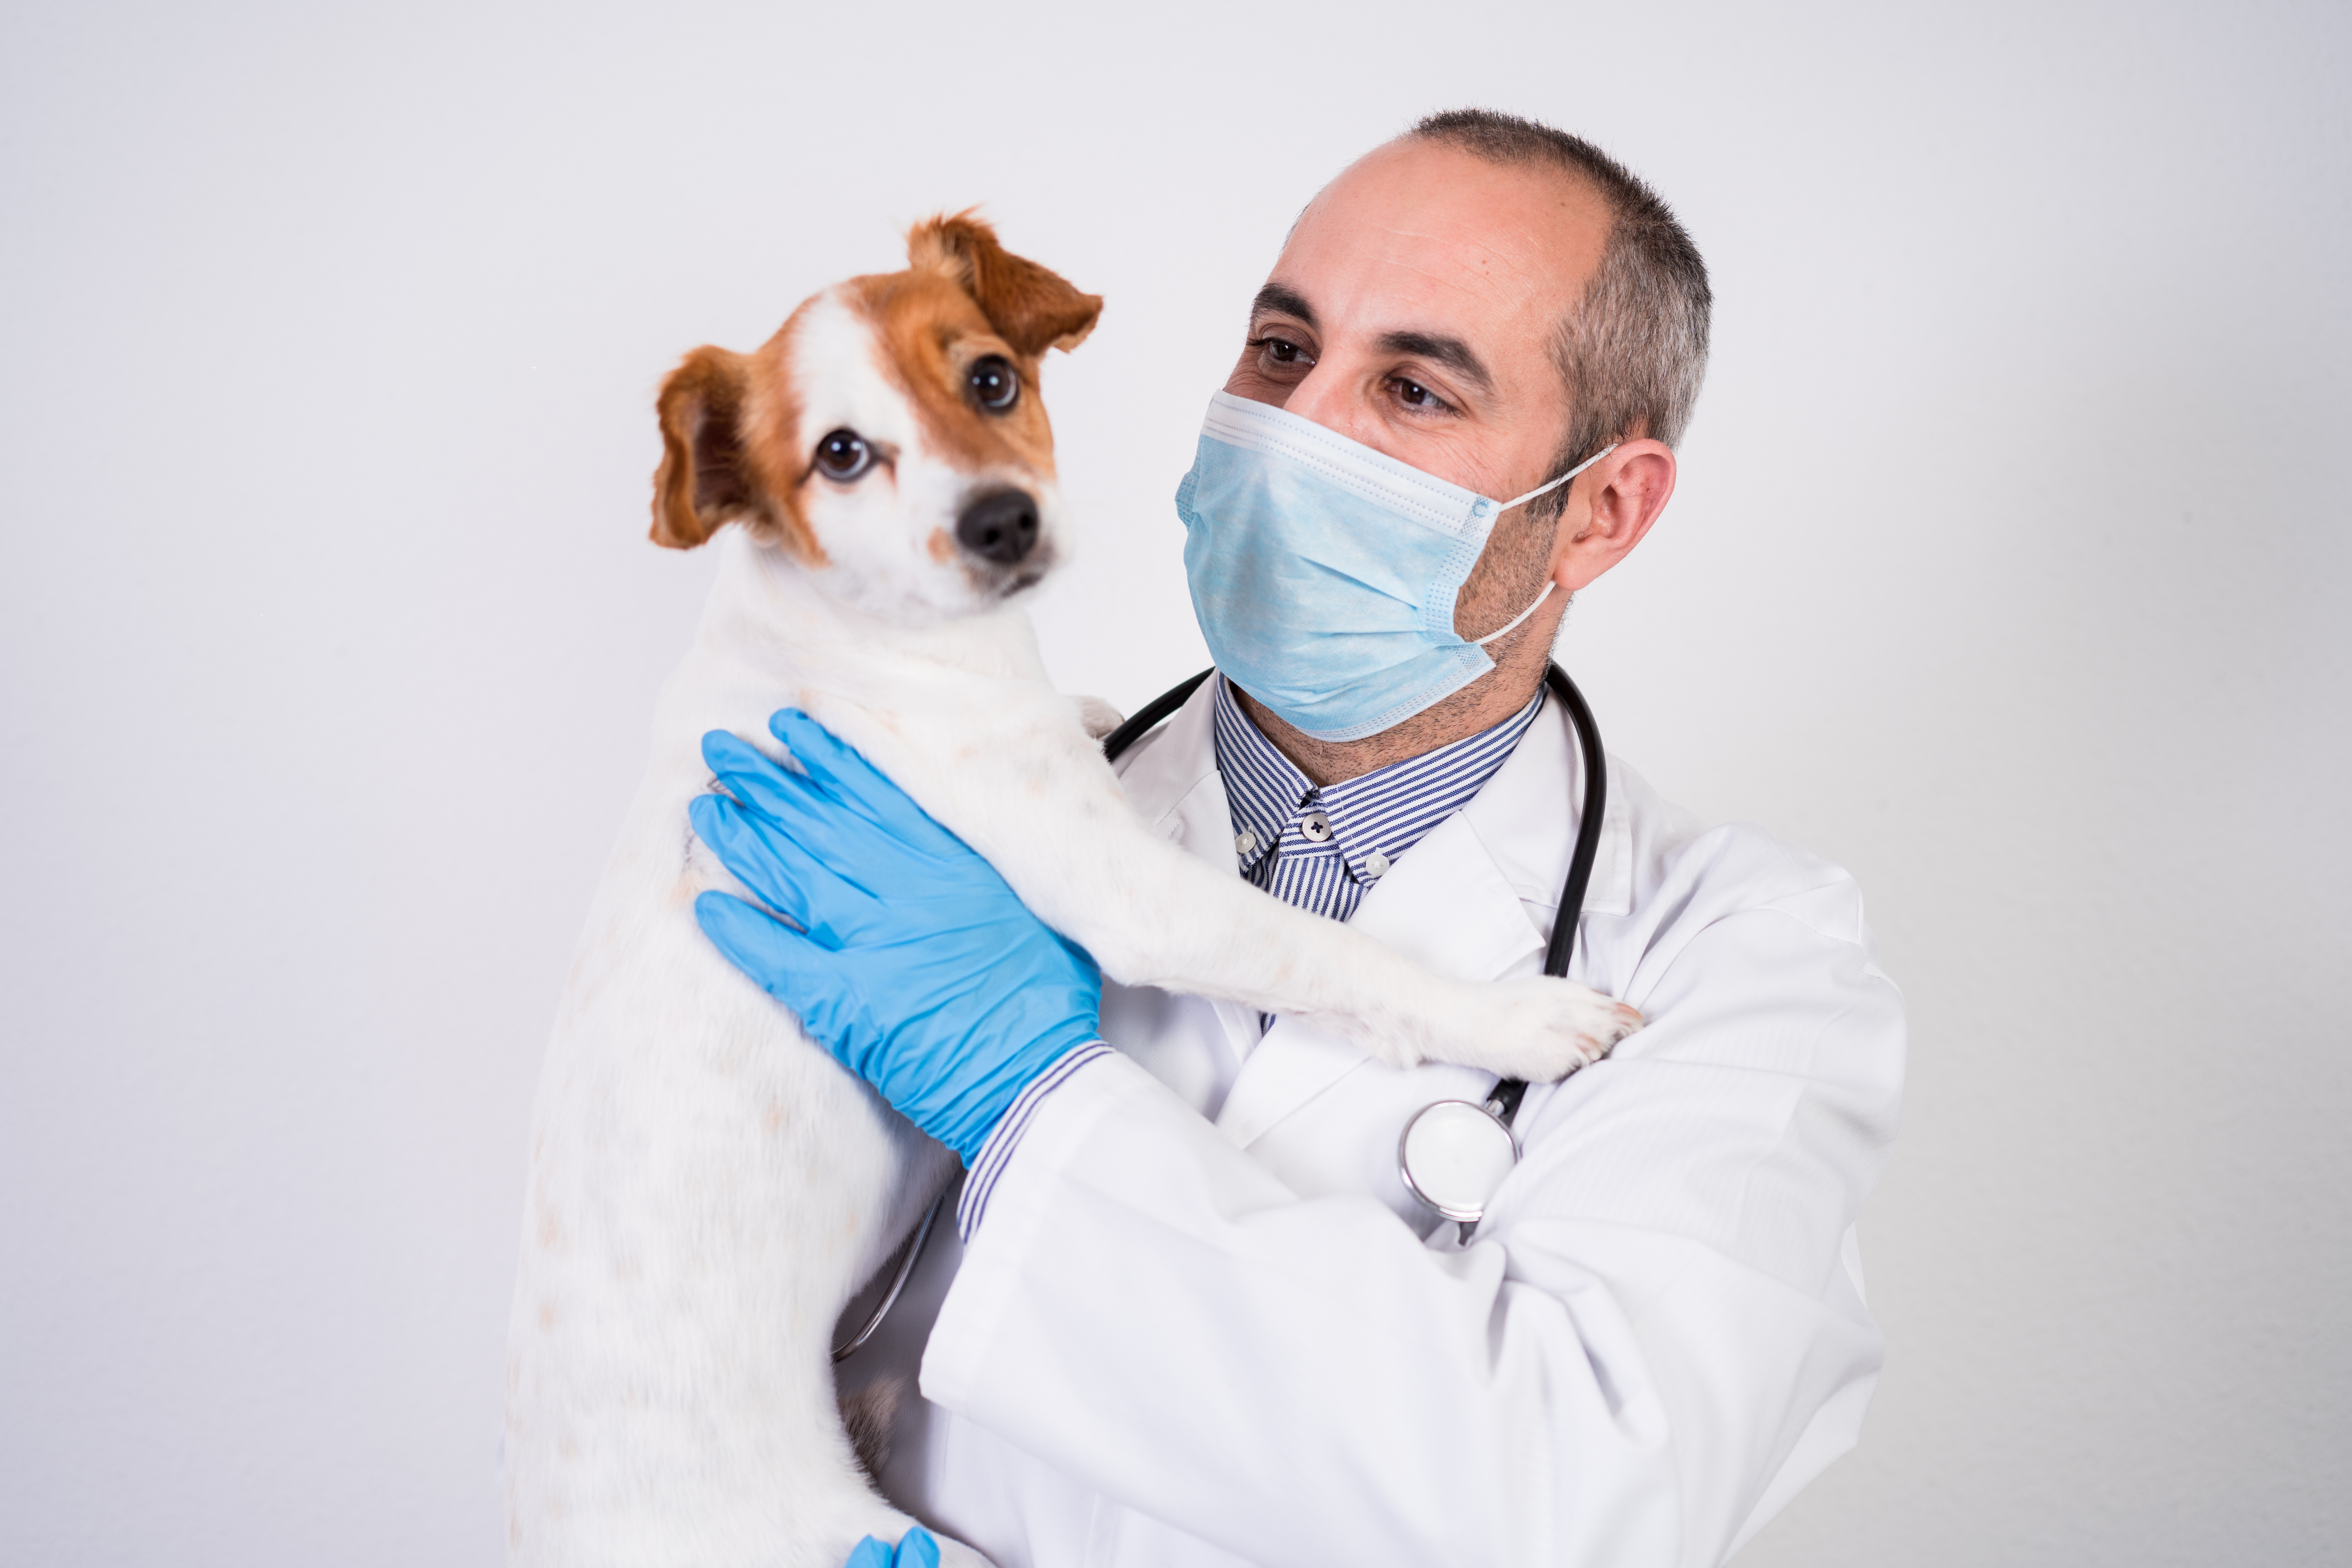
1552 440 1677 592
652 347 755 550
907 212 1103 357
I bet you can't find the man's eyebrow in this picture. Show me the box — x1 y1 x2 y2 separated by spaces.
1250 283 1317 328
1374 330 1494 394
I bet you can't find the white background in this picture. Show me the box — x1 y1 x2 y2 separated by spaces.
3 1 2347 1563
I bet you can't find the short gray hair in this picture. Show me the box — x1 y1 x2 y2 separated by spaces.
1407 110 1711 506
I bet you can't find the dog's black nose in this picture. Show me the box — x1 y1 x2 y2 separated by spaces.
955 489 1040 565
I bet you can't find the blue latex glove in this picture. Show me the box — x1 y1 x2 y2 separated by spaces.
689 710 1101 1163
845 1527 941 1568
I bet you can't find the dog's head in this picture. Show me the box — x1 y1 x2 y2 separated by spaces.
651 214 1102 622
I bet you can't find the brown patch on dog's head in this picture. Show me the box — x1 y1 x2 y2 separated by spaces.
650 337 822 558
846 216 1100 485
906 211 1101 356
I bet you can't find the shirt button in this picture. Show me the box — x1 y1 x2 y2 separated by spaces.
1234 829 1258 855
1300 810 1332 843
1362 851 1392 878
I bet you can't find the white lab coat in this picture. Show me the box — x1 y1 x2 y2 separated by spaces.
851 678 1904 1568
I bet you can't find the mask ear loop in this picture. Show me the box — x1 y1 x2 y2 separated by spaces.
1498 441 1619 514
1472 581 1555 646
1468 443 1620 648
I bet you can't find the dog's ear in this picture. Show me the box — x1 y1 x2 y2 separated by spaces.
652 347 757 550
908 212 1102 357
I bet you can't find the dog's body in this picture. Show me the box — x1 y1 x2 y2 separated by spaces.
506 219 1639 1567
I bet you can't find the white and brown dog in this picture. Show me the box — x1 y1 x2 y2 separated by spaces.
505 216 1641 1566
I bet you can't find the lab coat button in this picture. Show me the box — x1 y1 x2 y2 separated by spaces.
1301 810 1332 843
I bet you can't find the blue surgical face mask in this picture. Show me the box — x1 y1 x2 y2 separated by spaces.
1176 390 1616 742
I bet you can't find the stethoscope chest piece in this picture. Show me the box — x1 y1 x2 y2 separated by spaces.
1397 1100 1519 1224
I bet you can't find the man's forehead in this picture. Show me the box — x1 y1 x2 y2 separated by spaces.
1267 139 1608 361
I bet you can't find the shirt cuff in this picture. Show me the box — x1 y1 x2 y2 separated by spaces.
956 1040 1116 1240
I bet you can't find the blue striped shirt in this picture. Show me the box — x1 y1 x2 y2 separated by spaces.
1212 674 1546 924
958 674 1546 1238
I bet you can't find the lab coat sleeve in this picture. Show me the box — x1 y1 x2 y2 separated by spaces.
920 873 1904 1568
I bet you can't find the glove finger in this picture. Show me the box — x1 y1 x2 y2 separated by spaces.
894 1528 942 1568
692 888 821 973
768 710 958 850
702 728 832 826
703 728 907 874
689 794 873 947
844 1537 895 1568
703 727 936 895
693 892 868 1067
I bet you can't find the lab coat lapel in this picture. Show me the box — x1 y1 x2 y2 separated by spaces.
1210 694 1633 1150
1458 694 1634 931
1108 677 1265 1065
1211 808 1543 1149
1108 672 1225 863
1111 679 1633 1149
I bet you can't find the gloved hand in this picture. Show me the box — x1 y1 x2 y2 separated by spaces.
690 710 1102 1164
846 1526 941 1568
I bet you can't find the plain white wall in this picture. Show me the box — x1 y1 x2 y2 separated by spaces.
3 0 2346 1562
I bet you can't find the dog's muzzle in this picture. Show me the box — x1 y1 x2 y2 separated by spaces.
955 488 1040 566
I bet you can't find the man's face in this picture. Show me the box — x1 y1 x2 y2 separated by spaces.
1224 138 1608 517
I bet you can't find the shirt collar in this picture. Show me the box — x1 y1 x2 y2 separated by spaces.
1210 675 1545 885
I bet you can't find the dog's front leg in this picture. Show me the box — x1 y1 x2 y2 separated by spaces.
999 820 1639 1082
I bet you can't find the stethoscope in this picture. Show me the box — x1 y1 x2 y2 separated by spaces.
832 661 1603 1359
1099 662 1608 1241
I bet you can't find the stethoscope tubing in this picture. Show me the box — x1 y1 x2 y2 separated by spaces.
1484 661 1609 1125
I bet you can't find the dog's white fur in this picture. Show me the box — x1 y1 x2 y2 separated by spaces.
506 229 1639 1567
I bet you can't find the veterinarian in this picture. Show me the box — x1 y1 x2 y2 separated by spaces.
694 109 1903 1567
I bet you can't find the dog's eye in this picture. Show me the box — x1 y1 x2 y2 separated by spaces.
814 428 873 481
967 355 1019 413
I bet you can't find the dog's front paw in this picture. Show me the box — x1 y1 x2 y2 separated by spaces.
1452 976 1642 1082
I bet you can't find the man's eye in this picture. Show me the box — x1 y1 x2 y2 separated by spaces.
814 428 873 481
1394 377 1436 407
1250 335 1313 367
